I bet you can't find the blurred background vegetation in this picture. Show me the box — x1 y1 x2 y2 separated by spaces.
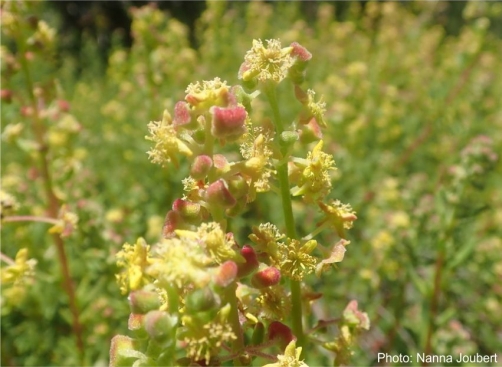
1 1 501 366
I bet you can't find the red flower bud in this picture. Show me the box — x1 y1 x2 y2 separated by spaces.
268 321 295 349
172 199 201 221
215 260 238 287
210 105 247 141
162 210 180 238
205 179 236 209
251 267 281 288
190 155 213 180
290 42 312 62
173 101 192 127
237 245 259 278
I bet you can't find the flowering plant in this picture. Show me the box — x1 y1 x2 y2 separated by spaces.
111 39 368 366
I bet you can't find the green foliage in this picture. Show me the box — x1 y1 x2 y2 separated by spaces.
1 1 501 366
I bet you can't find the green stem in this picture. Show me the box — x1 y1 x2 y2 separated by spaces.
225 283 244 365
264 83 305 348
166 285 179 365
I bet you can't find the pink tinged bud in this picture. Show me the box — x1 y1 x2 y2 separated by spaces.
299 117 323 144
172 199 201 221
268 321 295 349
109 335 135 367
251 267 281 288
237 245 259 278
144 310 176 343
290 42 312 62
128 313 144 331
173 101 192 127
210 105 247 140
213 154 231 175
129 290 161 314
190 155 213 180
205 179 236 208
215 260 238 287
162 210 180 238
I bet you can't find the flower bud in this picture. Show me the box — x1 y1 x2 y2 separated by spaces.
205 179 236 209
227 174 249 200
213 154 231 175
214 260 238 287
173 101 193 127
144 310 175 343
162 210 180 238
268 321 295 349
128 313 144 331
109 335 135 367
172 199 201 221
290 42 312 62
299 117 323 144
185 288 219 313
210 105 247 141
237 245 259 278
190 155 213 180
251 267 281 288
280 131 300 146
288 42 312 84
128 290 161 314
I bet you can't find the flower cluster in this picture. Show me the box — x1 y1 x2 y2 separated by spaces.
112 39 363 366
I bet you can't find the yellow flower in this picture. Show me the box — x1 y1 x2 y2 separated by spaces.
317 200 357 239
116 238 153 294
278 239 317 281
240 131 276 198
306 89 327 128
146 110 193 167
182 304 236 364
240 39 294 83
249 223 285 261
1 248 36 285
185 77 229 112
291 140 336 201
147 236 211 290
263 340 309 367
255 285 290 321
195 222 242 264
